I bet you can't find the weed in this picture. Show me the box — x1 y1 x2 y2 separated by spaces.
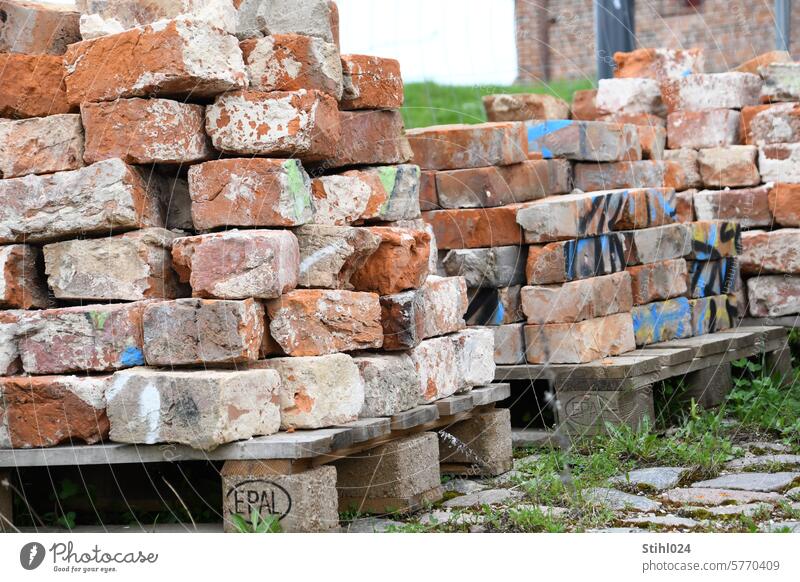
728 357 800 443
229 510 281 533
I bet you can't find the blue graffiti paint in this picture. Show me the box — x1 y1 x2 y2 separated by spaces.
526 120 573 159
632 298 691 342
489 302 506 325
652 190 677 219
119 346 145 367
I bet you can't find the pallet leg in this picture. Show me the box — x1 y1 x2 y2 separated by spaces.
335 432 443 514
556 384 655 437
0 470 12 533
764 345 793 386
221 460 339 533
439 408 513 476
682 364 732 409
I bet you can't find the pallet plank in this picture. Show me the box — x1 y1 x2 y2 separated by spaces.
435 394 474 416
471 383 511 405
390 405 439 431
334 418 391 444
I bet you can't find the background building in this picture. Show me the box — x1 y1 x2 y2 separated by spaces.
516 0 799 82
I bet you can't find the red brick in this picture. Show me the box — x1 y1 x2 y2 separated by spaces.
524 313 636 364
661 72 762 113
526 233 627 284
188 158 312 229
517 188 677 243
422 206 526 249
667 109 741 149
340 54 403 110
0 245 49 309
172 230 299 299
690 295 732 335
0 114 84 179
0 0 80 55
350 227 430 294
379 276 467 350
81 98 212 165
689 221 740 260
526 120 641 162
407 122 527 170
697 146 760 188
740 229 800 274
740 103 800 145
693 186 771 228
521 271 633 324
143 298 264 366
760 143 800 183
664 149 702 188
674 189 696 222
266 290 382 356
206 89 341 160
435 159 571 208
596 78 664 116
746 275 800 317
0 159 164 244
241 34 343 99
0 53 72 119
636 124 667 160
627 259 689 305
327 109 412 168
614 48 704 81
573 161 686 192
15 303 145 374
0 375 110 448
419 170 439 211
63 19 247 104
768 183 800 227
43 228 183 302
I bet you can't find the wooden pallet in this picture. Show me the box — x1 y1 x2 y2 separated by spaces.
496 326 790 437
0 384 510 533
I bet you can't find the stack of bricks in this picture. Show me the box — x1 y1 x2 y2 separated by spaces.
0 0 494 455
537 48 744 357
410 113 572 367
417 49 754 365
727 52 800 320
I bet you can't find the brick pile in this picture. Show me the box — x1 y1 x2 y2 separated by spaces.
0 0 493 452
411 120 571 365
597 48 800 322
417 49 758 365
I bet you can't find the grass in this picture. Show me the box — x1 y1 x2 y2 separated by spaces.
400 79 594 129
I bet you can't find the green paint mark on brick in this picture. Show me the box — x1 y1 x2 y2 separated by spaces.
377 166 399 215
283 160 311 220
90 311 110 330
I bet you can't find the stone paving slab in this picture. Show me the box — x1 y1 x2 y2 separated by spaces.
690 473 800 493
583 487 661 512
725 455 800 471
662 488 784 506
610 467 689 491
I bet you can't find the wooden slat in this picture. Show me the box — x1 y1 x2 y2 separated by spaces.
495 352 667 381
435 393 474 416
741 316 800 330
334 418 391 444
645 329 759 357
471 383 511 405
389 404 439 431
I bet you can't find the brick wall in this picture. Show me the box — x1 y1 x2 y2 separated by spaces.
516 0 800 82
